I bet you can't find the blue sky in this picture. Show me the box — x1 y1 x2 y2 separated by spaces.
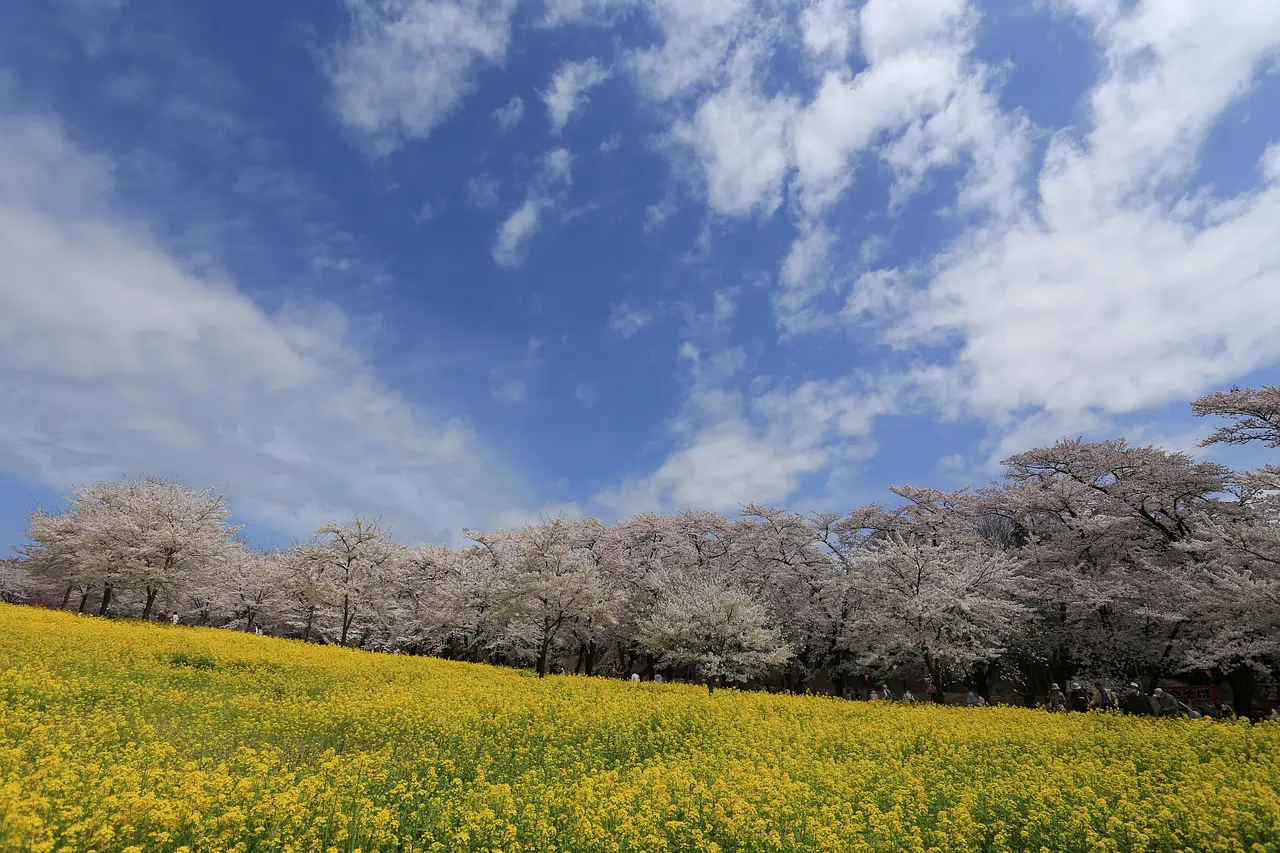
1 0 1278 552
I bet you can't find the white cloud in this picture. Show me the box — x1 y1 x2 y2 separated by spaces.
626 0 760 102
328 0 518 151
0 108 521 544
541 57 612 134
841 267 908 325
492 499 586 530
671 84 795 217
596 366 896 516
790 46 973 215
776 223 837 333
492 197 550 267
607 303 654 337
542 147 574 185
488 149 574 267
539 0 637 28
800 0 858 62
492 94 524 130
893 1 1280 435
711 289 737 328
858 0 971 64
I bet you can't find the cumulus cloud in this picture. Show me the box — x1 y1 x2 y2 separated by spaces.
541 57 612 134
800 0 858 62
626 0 762 102
0 107 521 544
671 84 795 217
328 0 518 151
895 0 1280 433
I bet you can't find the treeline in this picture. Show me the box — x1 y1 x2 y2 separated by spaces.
7 384 1279 715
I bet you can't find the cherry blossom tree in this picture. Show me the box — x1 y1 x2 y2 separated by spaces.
1179 384 1280 714
637 566 792 692
742 505 870 693
854 532 1030 693
20 478 240 619
312 517 398 647
1192 385 1280 448
497 518 619 676
992 439 1232 689
21 507 92 610
0 559 32 604
216 545 288 633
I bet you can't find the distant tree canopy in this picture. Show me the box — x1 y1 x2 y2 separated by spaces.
12 384 1280 714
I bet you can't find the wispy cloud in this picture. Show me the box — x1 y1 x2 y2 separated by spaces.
0 107 523 544
466 174 500 209
490 147 575 267
541 57 611 135
607 303 654 337
492 197 550 267
492 94 524 130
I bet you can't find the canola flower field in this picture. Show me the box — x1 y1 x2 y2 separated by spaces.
1 606 1278 853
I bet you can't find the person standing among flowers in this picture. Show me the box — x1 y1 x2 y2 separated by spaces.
1121 683 1153 716
1047 683 1069 713
1069 681 1090 713
1152 688 1181 717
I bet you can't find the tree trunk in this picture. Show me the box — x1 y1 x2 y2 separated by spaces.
246 611 256 633
303 606 316 643
97 584 113 617
340 595 351 647
141 587 159 620
584 641 597 676
77 590 91 613
537 641 550 678
1226 666 1256 719
924 654 944 703
60 585 73 610
973 662 992 703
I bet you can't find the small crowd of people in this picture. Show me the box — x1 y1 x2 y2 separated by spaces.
1039 680 1253 719
604 667 1280 719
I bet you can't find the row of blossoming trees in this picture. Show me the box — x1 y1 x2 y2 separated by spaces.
9 385 1280 714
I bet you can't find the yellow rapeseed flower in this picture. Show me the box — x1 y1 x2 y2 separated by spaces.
0 604 1276 852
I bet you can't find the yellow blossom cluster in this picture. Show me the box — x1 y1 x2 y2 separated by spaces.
1 605 1277 852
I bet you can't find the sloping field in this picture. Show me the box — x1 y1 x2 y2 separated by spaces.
1 605 1277 853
